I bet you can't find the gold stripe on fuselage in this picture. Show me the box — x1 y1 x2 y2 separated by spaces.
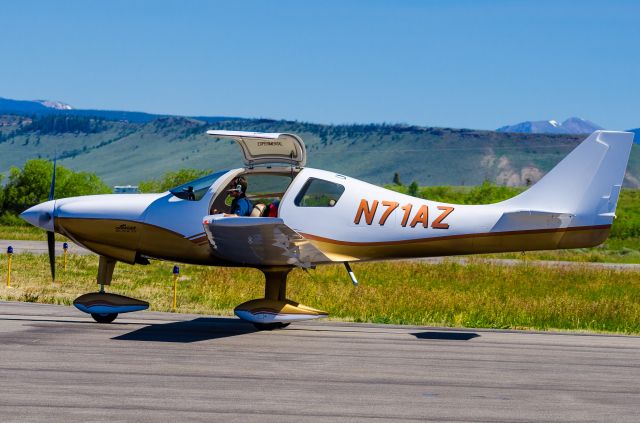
299 225 611 261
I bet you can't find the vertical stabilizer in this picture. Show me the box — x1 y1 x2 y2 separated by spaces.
504 131 634 226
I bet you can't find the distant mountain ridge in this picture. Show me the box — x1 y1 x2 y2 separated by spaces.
0 97 243 124
1 96 639 188
497 117 603 134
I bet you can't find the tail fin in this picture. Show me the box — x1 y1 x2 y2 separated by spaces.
504 131 634 225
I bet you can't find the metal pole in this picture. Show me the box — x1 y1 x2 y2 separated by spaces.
63 242 68 272
172 266 179 312
6 246 13 287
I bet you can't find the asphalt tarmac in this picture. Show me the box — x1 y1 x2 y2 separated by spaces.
0 302 638 422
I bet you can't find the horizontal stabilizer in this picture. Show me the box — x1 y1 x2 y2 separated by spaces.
491 210 574 232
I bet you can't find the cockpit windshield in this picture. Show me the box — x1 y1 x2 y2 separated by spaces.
170 170 228 201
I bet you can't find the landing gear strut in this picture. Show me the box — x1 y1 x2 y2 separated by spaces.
252 268 290 331
234 266 328 330
92 256 119 324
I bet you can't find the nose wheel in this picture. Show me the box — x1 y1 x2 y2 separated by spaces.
91 313 118 324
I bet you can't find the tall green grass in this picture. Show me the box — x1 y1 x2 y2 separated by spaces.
1 253 639 334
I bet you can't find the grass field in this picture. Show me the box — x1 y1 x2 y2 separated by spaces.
0 225 67 242
1 253 639 335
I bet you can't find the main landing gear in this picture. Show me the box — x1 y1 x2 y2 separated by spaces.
234 266 328 331
73 256 149 323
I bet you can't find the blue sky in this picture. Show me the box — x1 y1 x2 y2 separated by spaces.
0 0 638 130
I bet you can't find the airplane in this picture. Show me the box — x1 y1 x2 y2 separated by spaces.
19 129 634 329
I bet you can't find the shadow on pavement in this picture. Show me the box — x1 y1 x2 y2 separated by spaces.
412 331 480 341
113 317 257 343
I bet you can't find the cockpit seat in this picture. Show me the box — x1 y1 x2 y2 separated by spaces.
250 203 268 217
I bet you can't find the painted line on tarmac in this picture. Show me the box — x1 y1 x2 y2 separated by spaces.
0 239 93 256
407 256 640 271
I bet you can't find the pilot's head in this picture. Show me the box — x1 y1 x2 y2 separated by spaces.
228 177 248 198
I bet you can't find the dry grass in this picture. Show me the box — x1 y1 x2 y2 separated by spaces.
1 253 639 334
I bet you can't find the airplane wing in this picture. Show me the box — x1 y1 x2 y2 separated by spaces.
202 216 330 267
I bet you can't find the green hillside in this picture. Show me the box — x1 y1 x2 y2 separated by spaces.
1 114 638 187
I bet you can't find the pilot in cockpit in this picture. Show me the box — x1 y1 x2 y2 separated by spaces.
225 177 252 217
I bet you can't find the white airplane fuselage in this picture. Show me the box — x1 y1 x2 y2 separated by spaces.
23 164 613 267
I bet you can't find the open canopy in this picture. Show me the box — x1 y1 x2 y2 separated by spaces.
206 130 307 167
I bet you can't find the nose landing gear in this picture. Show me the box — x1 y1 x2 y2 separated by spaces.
73 256 149 323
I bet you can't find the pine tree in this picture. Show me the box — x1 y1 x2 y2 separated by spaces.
408 181 419 197
393 172 402 185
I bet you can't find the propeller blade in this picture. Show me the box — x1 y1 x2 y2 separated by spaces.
47 157 56 282
47 231 55 282
49 158 56 201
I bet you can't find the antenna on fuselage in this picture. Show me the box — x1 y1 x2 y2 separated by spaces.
344 262 358 286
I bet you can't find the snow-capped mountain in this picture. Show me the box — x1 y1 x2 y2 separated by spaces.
35 99 73 110
497 117 603 134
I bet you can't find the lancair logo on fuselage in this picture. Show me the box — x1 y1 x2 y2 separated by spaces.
115 224 137 233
